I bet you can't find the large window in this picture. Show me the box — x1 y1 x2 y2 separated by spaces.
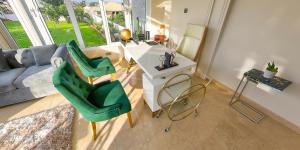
37 0 109 47
36 0 78 45
73 0 106 47
0 0 134 49
0 1 32 48
104 0 126 42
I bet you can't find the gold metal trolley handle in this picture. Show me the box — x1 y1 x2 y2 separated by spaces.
157 73 192 110
157 73 206 118
167 83 206 121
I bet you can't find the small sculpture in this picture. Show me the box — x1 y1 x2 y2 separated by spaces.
170 51 176 65
164 52 172 68
120 29 131 43
157 52 177 70
159 55 166 68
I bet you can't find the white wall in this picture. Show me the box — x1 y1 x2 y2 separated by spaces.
152 0 230 78
168 0 211 43
147 0 172 38
152 0 300 129
210 0 300 127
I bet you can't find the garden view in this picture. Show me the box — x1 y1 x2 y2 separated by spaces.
1 0 125 48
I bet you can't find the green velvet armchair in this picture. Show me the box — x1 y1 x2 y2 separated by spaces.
66 40 117 84
52 62 133 140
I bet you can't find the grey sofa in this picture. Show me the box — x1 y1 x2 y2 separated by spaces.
0 44 69 107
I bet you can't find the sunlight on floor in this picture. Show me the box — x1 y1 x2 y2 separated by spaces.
1 49 300 150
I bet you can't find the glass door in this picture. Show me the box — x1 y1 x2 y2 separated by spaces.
72 0 107 47
36 0 77 44
0 1 32 48
21 0 133 48
35 0 79 45
103 0 126 42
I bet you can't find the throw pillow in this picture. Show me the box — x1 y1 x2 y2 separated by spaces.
2 50 24 68
15 48 36 67
0 48 10 72
31 44 57 66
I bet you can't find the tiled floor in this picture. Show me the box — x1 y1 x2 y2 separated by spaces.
0 50 300 150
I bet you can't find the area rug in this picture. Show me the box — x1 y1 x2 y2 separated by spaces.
0 104 75 150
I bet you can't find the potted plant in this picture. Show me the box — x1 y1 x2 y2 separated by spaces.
263 61 278 78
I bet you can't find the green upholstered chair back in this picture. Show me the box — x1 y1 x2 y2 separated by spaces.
52 62 97 113
67 40 90 65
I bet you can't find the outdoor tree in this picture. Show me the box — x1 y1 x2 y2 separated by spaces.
40 0 69 23
110 12 125 27
0 3 11 16
40 0 63 6
58 4 70 22
74 3 86 22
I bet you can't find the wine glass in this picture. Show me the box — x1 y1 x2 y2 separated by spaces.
170 50 176 65
159 55 166 68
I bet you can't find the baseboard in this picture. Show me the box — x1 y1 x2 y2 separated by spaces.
213 79 300 134
195 70 207 80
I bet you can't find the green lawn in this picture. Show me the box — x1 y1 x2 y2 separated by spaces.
3 21 32 48
3 21 106 48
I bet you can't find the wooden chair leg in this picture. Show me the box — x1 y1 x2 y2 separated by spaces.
111 73 117 81
90 121 97 141
87 76 93 84
127 112 134 128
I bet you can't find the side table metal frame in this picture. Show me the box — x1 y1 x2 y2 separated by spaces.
229 75 265 123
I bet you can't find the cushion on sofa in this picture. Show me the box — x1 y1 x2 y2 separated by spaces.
31 44 57 66
50 45 70 68
0 68 26 93
15 48 35 67
0 49 10 72
2 49 24 68
14 65 54 89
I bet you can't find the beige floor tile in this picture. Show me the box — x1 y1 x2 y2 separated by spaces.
1 50 300 150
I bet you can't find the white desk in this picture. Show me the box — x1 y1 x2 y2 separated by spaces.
121 42 196 112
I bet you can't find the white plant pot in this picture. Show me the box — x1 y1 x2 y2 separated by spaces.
263 70 277 78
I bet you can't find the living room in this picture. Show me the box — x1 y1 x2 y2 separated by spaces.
0 0 300 149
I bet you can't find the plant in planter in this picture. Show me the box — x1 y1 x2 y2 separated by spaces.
263 61 278 78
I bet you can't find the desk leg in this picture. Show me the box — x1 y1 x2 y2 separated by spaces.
126 58 135 74
151 110 162 118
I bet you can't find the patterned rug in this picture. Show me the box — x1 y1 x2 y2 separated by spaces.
0 104 75 150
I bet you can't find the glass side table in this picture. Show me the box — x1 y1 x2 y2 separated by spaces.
230 69 292 123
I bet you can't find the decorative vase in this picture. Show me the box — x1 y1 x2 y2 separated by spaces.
263 70 276 78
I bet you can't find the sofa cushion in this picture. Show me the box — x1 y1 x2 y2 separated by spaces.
50 45 70 68
0 68 26 93
15 48 35 67
31 44 57 66
14 65 54 89
2 49 24 68
0 48 10 72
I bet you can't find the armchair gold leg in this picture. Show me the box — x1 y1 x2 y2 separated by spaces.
91 121 97 141
127 112 134 128
87 76 93 84
111 73 117 81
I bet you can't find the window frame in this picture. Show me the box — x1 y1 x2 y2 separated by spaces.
5 0 133 49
